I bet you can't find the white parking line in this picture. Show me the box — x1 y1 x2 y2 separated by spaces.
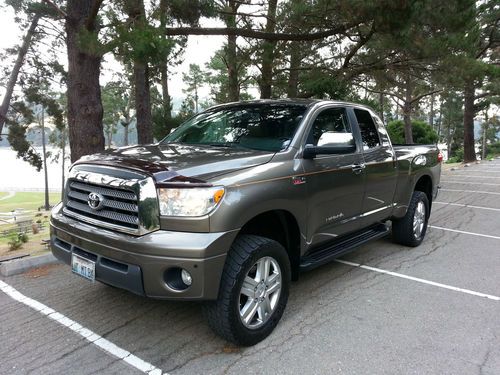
441 180 500 186
429 225 500 240
444 175 500 179
335 259 500 301
440 188 500 196
434 201 500 212
0 280 166 375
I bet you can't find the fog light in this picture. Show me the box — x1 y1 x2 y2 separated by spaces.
181 269 192 286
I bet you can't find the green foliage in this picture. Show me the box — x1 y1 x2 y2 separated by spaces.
446 148 464 163
152 110 185 140
387 120 438 144
7 232 28 251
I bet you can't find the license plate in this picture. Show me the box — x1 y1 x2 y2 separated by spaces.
71 254 95 281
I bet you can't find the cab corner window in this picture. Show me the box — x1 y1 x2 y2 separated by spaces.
308 108 354 151
354 108 381 150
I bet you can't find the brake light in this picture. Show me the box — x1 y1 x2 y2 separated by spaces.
437 151 443 163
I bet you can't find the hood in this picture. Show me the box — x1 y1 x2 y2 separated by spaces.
73 143 275 183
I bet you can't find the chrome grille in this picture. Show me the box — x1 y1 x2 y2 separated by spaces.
63 180 139 232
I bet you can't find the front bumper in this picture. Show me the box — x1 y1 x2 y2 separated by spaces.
50 204 239 300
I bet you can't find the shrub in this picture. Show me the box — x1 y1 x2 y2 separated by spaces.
387 120 438 144
8 233 23 251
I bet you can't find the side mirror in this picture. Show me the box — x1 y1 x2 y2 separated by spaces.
303 143 356 159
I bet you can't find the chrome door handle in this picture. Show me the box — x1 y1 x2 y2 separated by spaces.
351 163 365 174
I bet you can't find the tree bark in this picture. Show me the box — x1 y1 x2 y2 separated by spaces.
40 107 50 210
125 0 153 144
259 0 278 99
0 14 40 138
66 0 104 162
403 73 413 143
133 62 153 144
287 42 301 97
463 80 477 162
225 1 240 102
159 0 171 121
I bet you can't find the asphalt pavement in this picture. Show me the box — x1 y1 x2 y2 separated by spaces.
1 160 499 375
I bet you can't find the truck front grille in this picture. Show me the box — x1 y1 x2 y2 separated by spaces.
63 180 140 233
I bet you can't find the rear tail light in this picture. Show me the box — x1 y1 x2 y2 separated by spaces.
437 151 443 163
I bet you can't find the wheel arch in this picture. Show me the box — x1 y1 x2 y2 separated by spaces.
238 209 301 281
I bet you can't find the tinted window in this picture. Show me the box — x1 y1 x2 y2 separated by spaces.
162 104 307 152
354 108 381 150
307 108 354 149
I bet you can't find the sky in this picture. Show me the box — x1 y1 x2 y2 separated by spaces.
0 6 226 109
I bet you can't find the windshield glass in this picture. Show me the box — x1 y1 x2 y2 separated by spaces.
161 103 308 152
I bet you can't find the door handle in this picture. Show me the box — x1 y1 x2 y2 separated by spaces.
351 163 365 174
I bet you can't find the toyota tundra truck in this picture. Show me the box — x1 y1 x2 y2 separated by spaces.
50 99 441 345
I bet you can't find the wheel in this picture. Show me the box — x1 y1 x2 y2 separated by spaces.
202 235 291 346
392 191 429 247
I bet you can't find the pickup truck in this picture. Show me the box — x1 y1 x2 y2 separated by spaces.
50 99 441 346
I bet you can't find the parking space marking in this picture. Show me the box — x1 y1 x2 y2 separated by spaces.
0 280 166 375
428 225 500 240
441 180 500 186
440 188 500 196
434 201 500 212
335 260 500 301
443 175 500 179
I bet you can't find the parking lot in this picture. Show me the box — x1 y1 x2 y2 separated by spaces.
1 161 499 375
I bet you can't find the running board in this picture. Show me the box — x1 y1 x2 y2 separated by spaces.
300 224 390 272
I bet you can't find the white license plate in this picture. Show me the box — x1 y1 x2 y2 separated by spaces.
71 254 95 281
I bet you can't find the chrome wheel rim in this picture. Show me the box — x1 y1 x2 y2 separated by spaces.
239 256 282 329
413 201 426 239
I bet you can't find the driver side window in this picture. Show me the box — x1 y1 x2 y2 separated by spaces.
307 107 354 148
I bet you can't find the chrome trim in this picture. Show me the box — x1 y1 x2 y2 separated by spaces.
63 164 160 236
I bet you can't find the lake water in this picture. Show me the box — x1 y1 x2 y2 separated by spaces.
0 147 69 192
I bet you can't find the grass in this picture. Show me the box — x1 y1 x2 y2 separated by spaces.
0 191 60 257
0 192 61 213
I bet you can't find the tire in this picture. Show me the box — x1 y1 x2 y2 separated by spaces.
392 191 430 247
202 235 291 346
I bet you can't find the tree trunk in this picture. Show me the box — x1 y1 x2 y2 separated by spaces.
429 91 435 130
159 0 171 121
123 123 129 146
125 0 153 144
61 129 66 201
463 80 477 162
287 43 301 97
481 111 488 160
379 92 384 123
403 73 413 143
66 0 104 162
0 14 40 138
259 0 278 99
226 1 240 102
40 107 50 211
133 62 153 144
160 62 172 119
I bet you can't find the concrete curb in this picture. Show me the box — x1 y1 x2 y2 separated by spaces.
0 253 61 277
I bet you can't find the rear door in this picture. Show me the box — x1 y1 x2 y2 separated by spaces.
302 106 365 249
352 107 398 226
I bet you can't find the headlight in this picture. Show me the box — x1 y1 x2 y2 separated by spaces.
158 187 225 217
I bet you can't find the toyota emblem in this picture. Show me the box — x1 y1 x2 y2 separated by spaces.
88 192 105 210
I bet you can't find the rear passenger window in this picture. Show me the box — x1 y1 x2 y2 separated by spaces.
354 108 381 150
308 108 354 149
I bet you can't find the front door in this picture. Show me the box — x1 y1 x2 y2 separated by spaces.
301 106 365 250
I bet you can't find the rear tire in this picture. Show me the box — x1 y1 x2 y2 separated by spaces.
392 191 429 247
202 235 291 346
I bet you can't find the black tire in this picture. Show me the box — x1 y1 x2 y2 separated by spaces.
202 235 291 346
392 191 430 247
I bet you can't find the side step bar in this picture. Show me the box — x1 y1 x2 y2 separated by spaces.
299 224 390 272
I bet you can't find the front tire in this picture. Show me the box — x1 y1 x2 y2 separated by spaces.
203 235 291 346
392 191 429 247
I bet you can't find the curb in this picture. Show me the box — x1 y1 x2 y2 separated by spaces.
0 253 61 277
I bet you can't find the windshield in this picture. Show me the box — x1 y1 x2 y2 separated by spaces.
161 103 308 152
